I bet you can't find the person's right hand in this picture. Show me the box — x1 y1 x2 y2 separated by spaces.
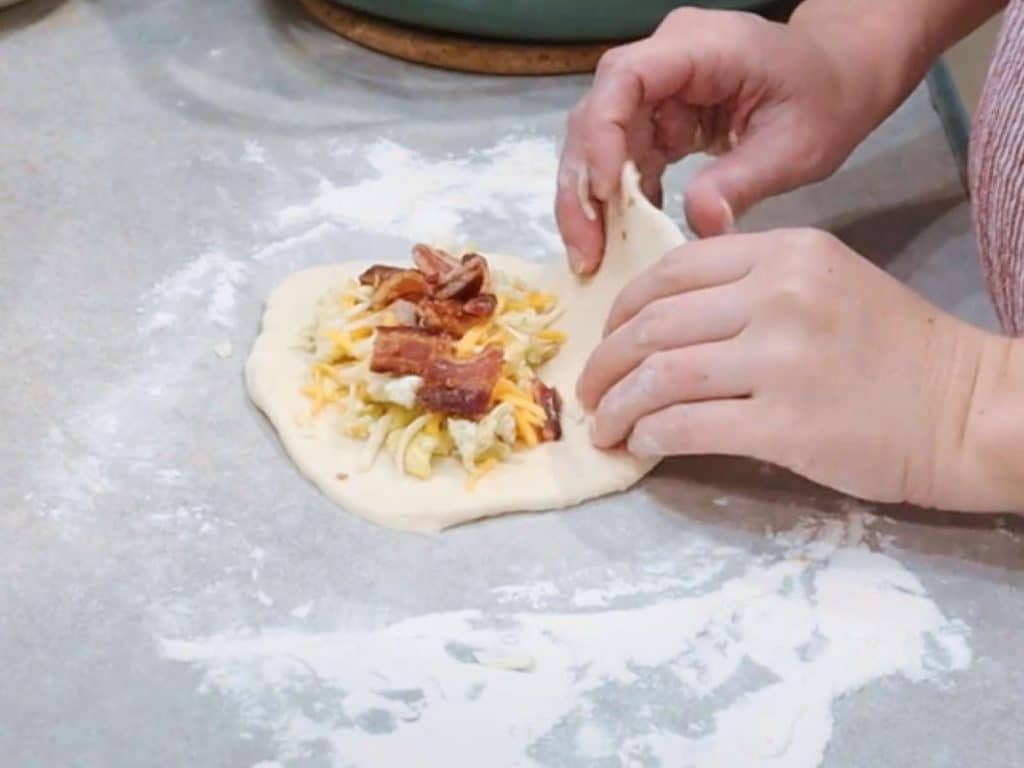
557 8 882 274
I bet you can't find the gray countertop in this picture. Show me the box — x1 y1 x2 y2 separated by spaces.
2 2 1021 767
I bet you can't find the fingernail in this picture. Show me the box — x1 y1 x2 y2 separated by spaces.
720 199 736 234
568 246 586 274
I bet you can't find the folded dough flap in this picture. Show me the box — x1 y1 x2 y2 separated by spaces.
547 162 688 389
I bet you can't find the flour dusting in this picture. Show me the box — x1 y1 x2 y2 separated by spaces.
276 137 561 255
160 514 970 768
140 250 247 331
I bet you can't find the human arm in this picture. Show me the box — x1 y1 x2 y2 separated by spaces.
790 0 1007 134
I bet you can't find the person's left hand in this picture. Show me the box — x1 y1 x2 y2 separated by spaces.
577 228 1001 509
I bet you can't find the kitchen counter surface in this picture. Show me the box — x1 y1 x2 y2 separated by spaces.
1 2 1021 766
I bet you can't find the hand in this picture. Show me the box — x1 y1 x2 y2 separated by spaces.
556 8 884 273
577 228 1011 510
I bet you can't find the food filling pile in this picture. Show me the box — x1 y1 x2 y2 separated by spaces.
300 245 566 487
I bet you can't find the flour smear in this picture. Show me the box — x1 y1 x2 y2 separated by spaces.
161 514 970 768
276 136 561 254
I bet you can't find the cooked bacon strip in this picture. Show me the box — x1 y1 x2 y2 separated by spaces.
370 327 450 376
463 292 498 317
358 264 402 287
417 346 503 419
368 268 431 309
418 293 496 337
533 381 563 442
412 243 459 281
434 252 488 301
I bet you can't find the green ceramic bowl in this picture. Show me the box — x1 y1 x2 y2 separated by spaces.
329 1 779 42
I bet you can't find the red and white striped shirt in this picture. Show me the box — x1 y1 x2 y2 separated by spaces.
970 2 1024 335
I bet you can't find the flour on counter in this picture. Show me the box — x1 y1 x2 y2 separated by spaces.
160 514 970 768
140 249 247 332
276 136 560 254
243 140 267 166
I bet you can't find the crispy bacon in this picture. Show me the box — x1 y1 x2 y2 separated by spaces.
463 292 498 317
533 381 563 442
412 244 459 281
434 252 489 301
418 293 496 337
358 264 401 287
417 346 504 419
368 268 431 309
370 327 450 377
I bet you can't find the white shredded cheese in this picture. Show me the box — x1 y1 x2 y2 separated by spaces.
395 413 431 476
359 411 393 470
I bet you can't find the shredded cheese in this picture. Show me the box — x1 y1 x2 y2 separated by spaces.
514 408 539 446
424 413 443 438
360 411 393 470
527 291 556 312
456 324 491 357
395 413 431 475
466 457 499 490
537 329 567 343
494 379 547 421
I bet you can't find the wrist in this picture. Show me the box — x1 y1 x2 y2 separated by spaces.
932 333 1024 513
789 4 933 135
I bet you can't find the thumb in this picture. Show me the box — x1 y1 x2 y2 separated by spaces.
684 126 820 237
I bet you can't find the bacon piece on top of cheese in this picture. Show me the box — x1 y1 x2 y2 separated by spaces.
412 244 459 281
416 345 503 419
417 293 497 337
370 327 451 377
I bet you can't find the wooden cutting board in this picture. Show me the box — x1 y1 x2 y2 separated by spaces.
296 0 618 75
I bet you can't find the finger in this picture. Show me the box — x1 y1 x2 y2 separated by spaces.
581 42 648 201
621 102 670 210
653 99 702 161
591 341 753 448
604 235 758 337
578 285 749 410
626 398 763 459
556 100 605 274
685 113 824 237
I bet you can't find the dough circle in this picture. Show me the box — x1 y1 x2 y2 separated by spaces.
246 164 686 532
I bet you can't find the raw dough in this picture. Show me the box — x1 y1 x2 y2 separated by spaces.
246 164 686 532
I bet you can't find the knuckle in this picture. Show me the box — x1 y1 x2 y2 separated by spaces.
724 9 766 40
647 350 701 392
770 229 839 300
630 305 664 348
798 140 833 180
596 46 628 76
663 6 703 28
773 272 819 315
635 354 668 395
767 337 811 378
657 246 690 282
779 227 833 258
